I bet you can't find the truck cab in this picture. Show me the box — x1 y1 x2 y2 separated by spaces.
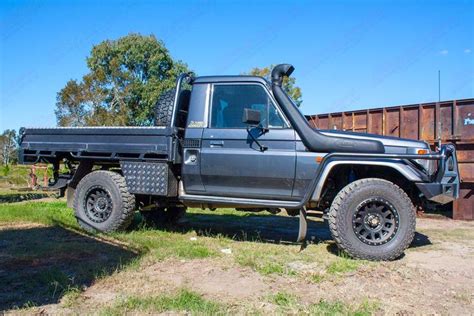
181 76 301 201
18 64 460 261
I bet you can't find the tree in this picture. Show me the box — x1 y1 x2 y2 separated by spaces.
55 34 190 126
245 65 302 106
0 129 18 165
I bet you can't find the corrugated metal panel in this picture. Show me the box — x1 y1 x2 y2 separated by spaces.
307 98 474 220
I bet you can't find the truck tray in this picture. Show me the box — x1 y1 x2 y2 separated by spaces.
19 126 178 164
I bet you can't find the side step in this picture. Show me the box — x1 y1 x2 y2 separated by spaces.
179 193 301 208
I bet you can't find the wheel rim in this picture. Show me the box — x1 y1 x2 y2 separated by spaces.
84 186 113 223
352 198 400 246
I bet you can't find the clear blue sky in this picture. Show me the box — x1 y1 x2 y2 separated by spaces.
1 0 473 131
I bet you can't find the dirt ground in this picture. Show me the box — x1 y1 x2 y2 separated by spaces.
1 210 473 314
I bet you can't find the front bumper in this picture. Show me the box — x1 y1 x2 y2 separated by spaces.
415 144 460 204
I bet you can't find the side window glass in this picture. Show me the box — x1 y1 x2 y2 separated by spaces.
268 103 286 128
210 84 288 128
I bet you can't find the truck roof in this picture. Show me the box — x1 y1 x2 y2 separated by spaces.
193 75 269 85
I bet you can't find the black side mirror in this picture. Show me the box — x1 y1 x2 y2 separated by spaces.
242 108 261 126
242 108 268 152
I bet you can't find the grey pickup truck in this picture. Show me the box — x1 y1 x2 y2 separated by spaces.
18 64 460 260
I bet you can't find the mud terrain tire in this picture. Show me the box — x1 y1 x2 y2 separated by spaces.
74 171 135 233
154 89 175 126
328 178 416 261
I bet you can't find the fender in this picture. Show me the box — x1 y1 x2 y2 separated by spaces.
310 159 425 202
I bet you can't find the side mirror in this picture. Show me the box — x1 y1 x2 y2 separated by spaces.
242 108 261 126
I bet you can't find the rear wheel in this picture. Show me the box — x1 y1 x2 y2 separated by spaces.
73 171 136 233
328 178 416 261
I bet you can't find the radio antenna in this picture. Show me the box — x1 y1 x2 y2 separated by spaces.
438 70 441 102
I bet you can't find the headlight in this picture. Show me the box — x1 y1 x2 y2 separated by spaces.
411 147 436 175
413 158 436 175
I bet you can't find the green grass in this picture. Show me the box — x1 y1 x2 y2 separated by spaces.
309 299 379 315
269 291 298 307
267 292 379 315
61 287 82 308
0 200 76 226
0 200 372 312
111 228 218 260
0 201 364 277
326 252 363 274
101 289 225 315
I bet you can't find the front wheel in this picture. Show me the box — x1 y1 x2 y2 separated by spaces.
328 178 416 261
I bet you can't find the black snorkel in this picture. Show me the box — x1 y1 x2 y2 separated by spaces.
270 64 384 153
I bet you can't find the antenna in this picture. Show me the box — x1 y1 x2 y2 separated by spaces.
437 70 442 148
438 70 441 102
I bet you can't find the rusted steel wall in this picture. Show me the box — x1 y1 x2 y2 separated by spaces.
307 98 474 220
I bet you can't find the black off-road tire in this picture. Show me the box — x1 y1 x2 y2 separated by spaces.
141 206 187 226
155 89 176 126
73 171 136 233
328 178 416 261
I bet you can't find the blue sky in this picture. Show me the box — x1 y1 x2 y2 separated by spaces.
1 0 473 131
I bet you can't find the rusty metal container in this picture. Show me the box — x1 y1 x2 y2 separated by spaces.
307 98 474 220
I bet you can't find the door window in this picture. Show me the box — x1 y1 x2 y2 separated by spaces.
210 84 288 128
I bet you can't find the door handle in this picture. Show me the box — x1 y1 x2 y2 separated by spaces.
210 140 224 147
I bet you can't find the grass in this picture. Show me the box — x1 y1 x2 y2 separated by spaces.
268 291 379 315
418 228 474 242
326 252 363 274
0 200 76 226
0 200 370 312
101 289 225 315
0 201 364 278
269 291 298 307
453 291 473 304
61 287 82 308
0 201 365 278
309 299 380 315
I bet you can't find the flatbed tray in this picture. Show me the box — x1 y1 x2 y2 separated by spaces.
19 126 178 163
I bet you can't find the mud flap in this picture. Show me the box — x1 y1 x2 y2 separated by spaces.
297 207 307 243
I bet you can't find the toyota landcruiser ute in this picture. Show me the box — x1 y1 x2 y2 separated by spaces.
18 64 460 260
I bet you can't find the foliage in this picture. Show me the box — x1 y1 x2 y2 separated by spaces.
245 65 303 106
0 129 18 165
55 34 190 126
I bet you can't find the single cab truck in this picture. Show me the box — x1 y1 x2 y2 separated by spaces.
19 64 460 260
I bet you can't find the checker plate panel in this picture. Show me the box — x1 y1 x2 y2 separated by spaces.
121 161 169 195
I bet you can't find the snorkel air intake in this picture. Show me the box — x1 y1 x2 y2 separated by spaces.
271 64 384 153
271 64 295 86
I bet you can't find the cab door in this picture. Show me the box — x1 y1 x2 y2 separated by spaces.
199 83 297 200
